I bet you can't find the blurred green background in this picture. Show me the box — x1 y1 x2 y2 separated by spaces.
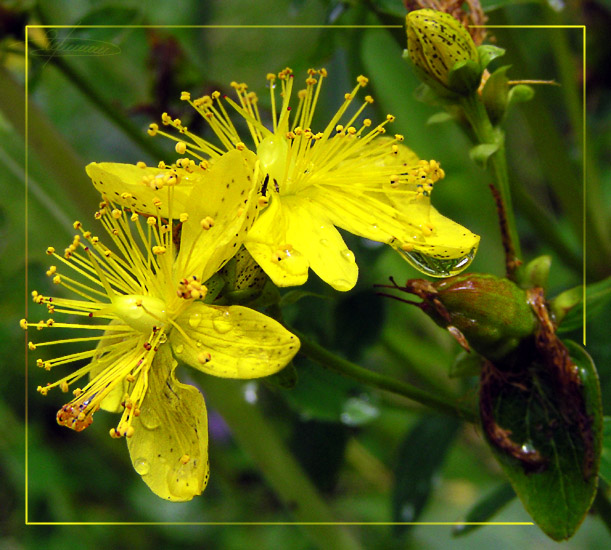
1 0 609 548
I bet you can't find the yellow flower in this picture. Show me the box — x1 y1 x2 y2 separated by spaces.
151 68 479 289
23 150 300 501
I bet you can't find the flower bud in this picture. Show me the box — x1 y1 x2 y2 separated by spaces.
406 9 481 96
432 273 538 360
431 273 538 359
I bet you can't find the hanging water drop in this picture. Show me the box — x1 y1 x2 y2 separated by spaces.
134 457 150 475
174 343 184 354
396 246 477 277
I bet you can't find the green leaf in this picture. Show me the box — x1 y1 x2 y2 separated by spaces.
556 276 611 333
392 415 462 535
279 289 328 307
508 84 535 106
281 358 366 423
370 0 406 17
453 482 516 536
477 45 506 70
600 417 611 484
482 65 511 126
480 340 603 540
426 111 454 125
469 143 499 167
263 360 299 390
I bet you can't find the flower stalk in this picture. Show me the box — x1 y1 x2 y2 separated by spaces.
292 328 477 423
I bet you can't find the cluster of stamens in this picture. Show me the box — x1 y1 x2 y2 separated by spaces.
177 275 207 300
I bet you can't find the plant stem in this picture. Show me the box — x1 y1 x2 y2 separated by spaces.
292 328 477 423
202 376 364 550
460 92 522 274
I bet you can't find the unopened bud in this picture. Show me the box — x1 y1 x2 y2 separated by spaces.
406 9 481 96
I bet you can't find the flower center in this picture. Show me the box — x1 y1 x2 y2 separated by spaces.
112 294 168 333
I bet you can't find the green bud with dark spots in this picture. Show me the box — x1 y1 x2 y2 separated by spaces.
406 9 481 96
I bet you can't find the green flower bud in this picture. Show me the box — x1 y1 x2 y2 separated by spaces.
406 9 480 96
432 274 538 360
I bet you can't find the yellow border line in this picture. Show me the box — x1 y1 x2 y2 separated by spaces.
24 22 586 527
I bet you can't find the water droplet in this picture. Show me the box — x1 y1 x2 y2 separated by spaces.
188 313 202 328
166 462 197 500
396 247 477 277
243 382 258 404
319 238 329 247
521 441 536 455
134 457 150 475
174 343 184 354
340 248 355 263
140 409 160 430
212 310 232 334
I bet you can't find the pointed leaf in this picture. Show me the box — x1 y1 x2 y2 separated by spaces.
453 482 516 536
392 416 462 535
479 340 603 540
469 143 499 168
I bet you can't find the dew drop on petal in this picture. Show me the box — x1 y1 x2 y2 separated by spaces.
188 313 202 328
166 461 196 500
174 344 184 354
340 248 355 263
134 457 150 475
140 409 160 431
212 310 232 335
319 238 329 247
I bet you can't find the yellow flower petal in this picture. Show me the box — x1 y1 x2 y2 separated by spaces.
177 149 260 282
245 195 309 287
283 196 358 292
397 204 481 260
127 346 209 502
85 162 196 218
170 302 300 379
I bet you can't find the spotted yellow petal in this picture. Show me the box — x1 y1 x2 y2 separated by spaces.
86 162 197 218
170 302 300 379
177 149 260 282
396 204 480 260
245 195 309 287
283 196 358 292
127 346 209 502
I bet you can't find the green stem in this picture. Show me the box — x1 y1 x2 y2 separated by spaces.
202 377 364 550
292 328 477 423
460 92 522 270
